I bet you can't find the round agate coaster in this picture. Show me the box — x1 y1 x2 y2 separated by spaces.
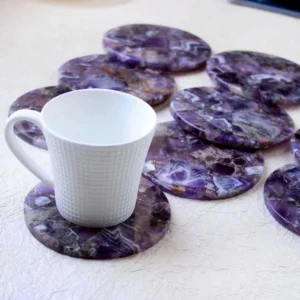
170 87 294 150
143 121 264 200
291 129 300 164
24 178 171 259
207 51 300 105
264 164 300 236
8 86 69 150
103 24 212 72
58 54 175 106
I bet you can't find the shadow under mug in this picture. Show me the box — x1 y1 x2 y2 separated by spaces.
5 89 157 227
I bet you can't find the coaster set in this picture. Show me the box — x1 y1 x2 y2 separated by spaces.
8 24 212 149
9 24 300 255
143 121 264 200
24 178 171 259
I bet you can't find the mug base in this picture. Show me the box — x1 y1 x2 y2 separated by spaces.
57 206 136 228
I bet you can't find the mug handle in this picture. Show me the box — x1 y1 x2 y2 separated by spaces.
5 109 54 187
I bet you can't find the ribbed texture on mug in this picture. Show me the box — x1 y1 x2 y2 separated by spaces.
45 131 154 227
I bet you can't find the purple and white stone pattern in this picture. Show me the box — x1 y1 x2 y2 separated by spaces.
58 54 175 106
170 87 295 150
103 24 212 72
8 86 70 150
291 129 300 164
207 51 300 105
24 178 171 259
264 164 300 236
143 121 264 200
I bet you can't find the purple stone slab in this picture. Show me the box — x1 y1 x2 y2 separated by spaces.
264 164 300 236
143 121 264 200
207 51 300 105
8 86 70 150
24 178 170 259
103 24 212 72
291 129 300 164
170 87 294 150
58 54 175 106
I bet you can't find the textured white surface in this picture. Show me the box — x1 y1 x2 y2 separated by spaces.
1 0 300 299
46 131 153 227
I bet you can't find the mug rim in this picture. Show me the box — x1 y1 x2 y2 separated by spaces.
41 89 157 147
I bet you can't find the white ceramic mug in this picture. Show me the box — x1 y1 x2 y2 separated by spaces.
5 89 157 227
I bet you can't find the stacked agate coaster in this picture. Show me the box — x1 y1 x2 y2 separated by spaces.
207 51 300 105
103 24 212 72
170 87 295 150
143 121 264 200
291 129 300 164
264 165 300 236
58 54 175 106
24 178 171 259
8 86 70 150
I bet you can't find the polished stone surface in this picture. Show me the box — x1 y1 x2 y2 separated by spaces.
291 129 300 164
58 54 175 106
170 87 294 150
207 51 300 105
264 164 300 236
8 86 69 150
143 121 264 200
103 24 212 72
24 178 171 259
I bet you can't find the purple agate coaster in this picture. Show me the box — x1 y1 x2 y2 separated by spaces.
143 121 264 200
8 86 69 150
24 178 170 259
170 87 294 150
264 164 300 236
207 51 300 105
103 24 212 72
58 54 175 106
291 129 300 164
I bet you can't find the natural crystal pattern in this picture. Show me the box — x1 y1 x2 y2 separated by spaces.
24 178 171 259
143 121 264 200
170 87 294 150
264 164 300 236
291 129 300 164
207 51 300 105
58 54 175 106
8 86 70 150
103 24 212 72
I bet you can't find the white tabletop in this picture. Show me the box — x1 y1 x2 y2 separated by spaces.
1 0 300 299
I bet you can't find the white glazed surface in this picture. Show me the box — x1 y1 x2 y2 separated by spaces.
5 89 156 227
1 0 300 299
42 89 156 146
